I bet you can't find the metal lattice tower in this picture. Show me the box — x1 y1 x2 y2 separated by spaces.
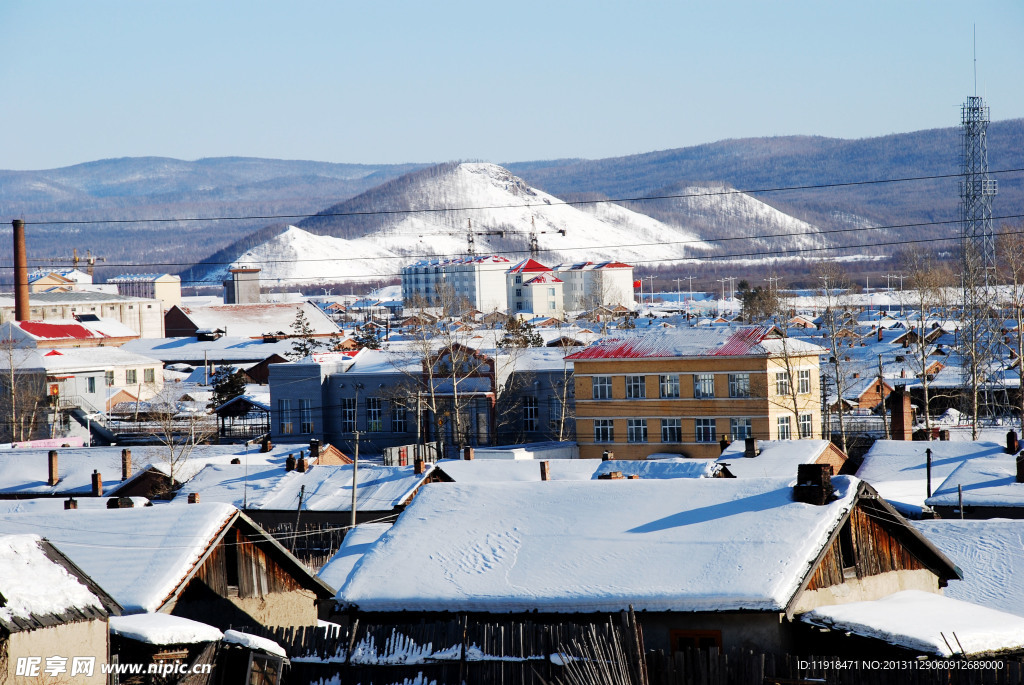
959 94 1003 427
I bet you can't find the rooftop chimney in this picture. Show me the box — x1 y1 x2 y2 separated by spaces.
719 435 731 454
877 326 883 342
91 470 102 497
64 498 77 510
601 450 614 462
463 446 474 460
13 220 30 322
889 385 913 441
939 429 950 441
121 449 132 481
414 458 425 475
47 450 59 487
296 456 309 472
793 464 834 505
539 460 551 481
744 438 759 459
285 454 296 472
260 436 272 453
187 492 200 504
230 457 241 464
309 439 321 461
1008 430 1019 455
1017 454 1024 484
598 471 624 480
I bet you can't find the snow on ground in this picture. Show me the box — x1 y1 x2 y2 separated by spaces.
339 477 859 613
856 440 1005 515
914 519 1024 617
800 590 1024 657
109 613 223 645
223 629 287 657
0 534 104 625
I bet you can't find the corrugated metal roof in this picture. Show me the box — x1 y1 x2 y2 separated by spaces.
565 326 776 360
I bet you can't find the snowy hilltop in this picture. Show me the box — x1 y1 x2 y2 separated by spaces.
202 162 826 285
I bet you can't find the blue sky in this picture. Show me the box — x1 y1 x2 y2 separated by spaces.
2 1 1022 170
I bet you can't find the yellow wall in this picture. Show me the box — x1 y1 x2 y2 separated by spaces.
574 353 821 460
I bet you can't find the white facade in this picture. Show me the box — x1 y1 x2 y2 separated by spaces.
0 292 166 338
107 273 182 310
401 255 512 312
552 261 636 311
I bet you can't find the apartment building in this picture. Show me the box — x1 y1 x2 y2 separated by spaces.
551 261 636 311
401 255 513 312
567 326 823 459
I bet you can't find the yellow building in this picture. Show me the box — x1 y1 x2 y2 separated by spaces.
567 326 824 459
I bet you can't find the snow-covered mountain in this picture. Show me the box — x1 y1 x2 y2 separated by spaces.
203 163 825 285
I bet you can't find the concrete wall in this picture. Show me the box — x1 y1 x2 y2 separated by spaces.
5 619 108 684
790 569 941 615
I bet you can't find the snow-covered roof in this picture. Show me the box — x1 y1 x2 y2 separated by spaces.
121 336 297 363
0 534 113 632
926 451 1024 508
800 590 1024 657
856 440 1005 515
339 477 860 614
565 326 823 361
110 613 222 645
317 522 392 597
0 503 236 613
0 446 128 496
437 457 717 482
176 301 339 339
914 520 1024 618
174 463 432 511
223 629 287 657
717 440 834 479
0 497 149 514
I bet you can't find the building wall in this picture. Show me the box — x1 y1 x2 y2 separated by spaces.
791 569 940 614
402 259 510 313
5 619 109 684
573 353 820 460
2 297 165 338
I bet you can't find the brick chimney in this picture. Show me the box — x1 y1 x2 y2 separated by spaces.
939 429 950 441
285 454 296 472
230 457 241 464
121 449 132 481
187 492 200 504
47 450 59 487
91 470 102 497
889 386 913 441
12 220 30 322
877 326 883 342
601 450 614 461
1008 430 1019 455
296 456 309 472
719 435 731 454
463 446 474 460
64 497 77 510
539 460 551 481
309 439 321 461
260 436 272 453
414 458 425 475
598 471 624 480
793 464 834 505
744 438 759 458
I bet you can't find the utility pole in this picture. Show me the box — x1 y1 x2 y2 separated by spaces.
674 278 683 304
717 278 728 301
644 276 655 306
350 382 364 529
878 354 889 439
764 276 781 293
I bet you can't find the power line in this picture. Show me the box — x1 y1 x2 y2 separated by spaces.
13 167 1024 227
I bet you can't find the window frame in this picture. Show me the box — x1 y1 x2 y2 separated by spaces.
522 396 539 432
661 418 682 443
775 371 791 396
695 418 716 443
728 373 751 398
730 417 752 440
278 398 293 435
340 397 356 433
626 418 648 443
592 376 612 399
659 374 680 399
625 375 646 399
298 398 313 434
693 373 715 399
798 368 812 394
366 397 383 432
593 419 614 443
799 412 814 438
777 415 792 440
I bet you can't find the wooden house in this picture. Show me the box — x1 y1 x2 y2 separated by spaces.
335 469 960 655
0 503 335 632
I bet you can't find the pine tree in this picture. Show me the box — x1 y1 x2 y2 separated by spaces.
209 366 247 409
289 309 323 359
498 317 543 348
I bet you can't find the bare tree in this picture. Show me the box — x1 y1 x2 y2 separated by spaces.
903 251 957 439
148 385 217 496
0 340 47 443
813 261 855 452
999 227 1024 429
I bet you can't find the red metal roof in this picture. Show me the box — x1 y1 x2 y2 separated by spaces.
18 321 98 340
524 274 563 285
565 326 771 360
507 259 551 274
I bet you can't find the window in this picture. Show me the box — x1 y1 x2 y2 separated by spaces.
341 398 356 432
366 398 383 431
730 418 752 440
522 396 539 431
777 415 792 439
515 275 522 284
105 371 114 387
798 369 812 394
548 287 555 296
661 418 682 443
278 399 293 434
627 418 647 443
515 288 522 297
670 630 723 654
298 399 313 434
775 371 791 396
592 376 612 399
87 377 96 394
728 373 750 398
391 403 407 433
143 368 155 384
549 301 556 309
625 376 646 399
693 374 715 398
125 369 137 385
659 374 680 398
799 413 814 438
594 419 614 443
695 418 716 443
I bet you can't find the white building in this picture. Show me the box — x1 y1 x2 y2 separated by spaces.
107 273 182 310
0 292 166 338
401 255 513 312
552 260 636 311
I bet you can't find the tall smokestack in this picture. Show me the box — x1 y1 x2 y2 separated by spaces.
13 220 30 322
